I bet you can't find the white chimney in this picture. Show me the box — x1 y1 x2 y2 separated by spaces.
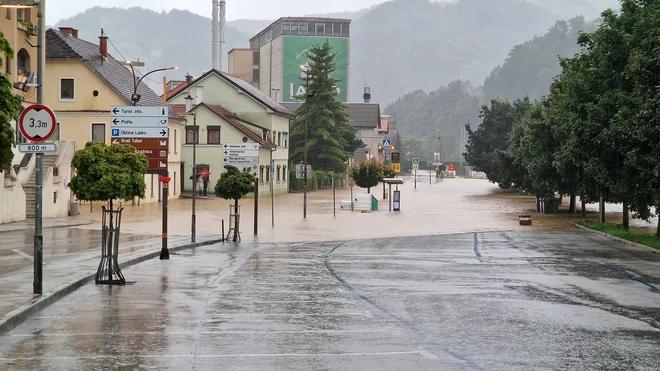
219 1 227 72
212 0 220 70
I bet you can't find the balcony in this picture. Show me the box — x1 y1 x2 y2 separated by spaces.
17 20 37 36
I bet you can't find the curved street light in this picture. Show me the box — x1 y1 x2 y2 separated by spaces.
125 61 177 105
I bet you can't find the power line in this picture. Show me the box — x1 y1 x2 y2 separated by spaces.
104 31 164 86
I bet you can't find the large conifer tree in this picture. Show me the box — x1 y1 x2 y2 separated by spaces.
289 41 359 172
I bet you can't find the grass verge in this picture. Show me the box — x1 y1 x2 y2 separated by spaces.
578 221 660 250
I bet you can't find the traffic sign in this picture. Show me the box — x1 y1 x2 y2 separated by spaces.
111 127 169 138
412 158 420 165
223 156 259 165
19 104 57 143
271 160 275 174
382 139 391 147
111 106 168 117
296 164 312 179
18 142 57 153
222 148 259 156
111 116 168 127
147 159 169 170
391 152 400 164
111 137 168 148
391 163 400 173
223 143 259 150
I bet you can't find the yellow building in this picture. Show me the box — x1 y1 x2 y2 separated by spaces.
0 1 43 106
166 69 293 196
44 27 184 203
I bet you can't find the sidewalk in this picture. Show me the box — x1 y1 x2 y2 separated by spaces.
0 217 93 233
0 233 225 335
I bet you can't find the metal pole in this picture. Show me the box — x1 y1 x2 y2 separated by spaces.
333 177 336 217
270 150 274 227
33 1 44 295
303 70 309 219
254 180 259 235
191 114 197 243
160 175 169 260
414 170 417 190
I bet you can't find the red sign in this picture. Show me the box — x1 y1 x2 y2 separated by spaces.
19 104 57 143
148 158 169 171
449 164 455 171
112 137 169 172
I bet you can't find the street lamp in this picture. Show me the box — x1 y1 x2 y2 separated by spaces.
125 61 177 106
299 64 315 219
185 93 197 243
437 136 441 163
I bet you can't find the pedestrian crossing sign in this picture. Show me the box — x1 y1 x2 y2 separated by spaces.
382 139 391 147
412 158 420 165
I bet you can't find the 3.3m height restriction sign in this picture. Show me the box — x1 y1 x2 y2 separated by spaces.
19 104 57 143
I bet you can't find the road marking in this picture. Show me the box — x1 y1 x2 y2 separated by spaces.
12 249 33 261
0 350 429 361
9 329 396 337
418 349 439 360
600 263 659 293
473 233 484 263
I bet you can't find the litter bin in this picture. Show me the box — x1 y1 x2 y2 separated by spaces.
393 190 400 211
69 198 79 216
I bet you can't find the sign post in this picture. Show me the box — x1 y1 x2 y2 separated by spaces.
18 104 57 295
222 143 260 170
412 158 420 190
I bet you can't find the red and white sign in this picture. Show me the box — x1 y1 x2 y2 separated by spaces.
19 104 57 143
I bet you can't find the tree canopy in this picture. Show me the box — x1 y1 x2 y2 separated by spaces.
289 41 358 172
70 142 148 202
213 165 256 203
0 31 25 173
347 158 386 193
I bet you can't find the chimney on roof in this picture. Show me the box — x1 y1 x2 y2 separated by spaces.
59 27 77 38
99 29 108 58
185 73 193 84
363 87 371 104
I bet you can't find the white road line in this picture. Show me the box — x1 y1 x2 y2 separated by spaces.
0 350 426 361
12 249 33 261
419 350 440 360
32 312 373 319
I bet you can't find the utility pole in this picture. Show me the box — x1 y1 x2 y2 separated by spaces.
185 94 197 243
33 0 44 294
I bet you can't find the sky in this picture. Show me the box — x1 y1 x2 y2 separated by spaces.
46 0 391 25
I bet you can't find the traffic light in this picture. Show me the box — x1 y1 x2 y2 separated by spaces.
390 145 395 150
378 145 383 151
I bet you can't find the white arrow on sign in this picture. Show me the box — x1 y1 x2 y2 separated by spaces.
111 127 169 138
223 156 259 164
111 106 168 117
223 149 259 157
111 116 168 127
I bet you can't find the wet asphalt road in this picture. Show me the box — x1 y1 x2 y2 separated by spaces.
0 230 659 370
0 228 159 277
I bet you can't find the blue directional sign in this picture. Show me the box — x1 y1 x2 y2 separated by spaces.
382 139 391 147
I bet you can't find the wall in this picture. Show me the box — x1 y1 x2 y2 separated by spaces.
0 169 26 224
42 140 74 218
228 49 257 86
359 127 380 160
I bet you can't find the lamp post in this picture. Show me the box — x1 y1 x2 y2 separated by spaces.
185 94 197 243
124 61 177 106
300 65 312 219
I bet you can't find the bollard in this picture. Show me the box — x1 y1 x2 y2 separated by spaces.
222 219 225 242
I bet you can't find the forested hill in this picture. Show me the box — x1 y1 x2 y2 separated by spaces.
384 17 595 162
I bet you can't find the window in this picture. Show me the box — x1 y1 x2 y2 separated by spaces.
325 23 333 36
290 22 298 35
283 165 287 181
316 23 324 35
59 78 75 101
91 123 105 143
174 128 178 153
342 23 350 37
17 48 29 73
5 9 10 19
281 132 289 148
282 22 290 35
207 126 221 145
266 166 270 182
252 51 260 65
277 132 282 147
308 22 315 35
173 171 177 195
333 23 340 36
186 126 199 144
298 22 308 35
277 165 281 181
259 166 264 183
253 68 259 83
53 122 60 141
17 8 29 21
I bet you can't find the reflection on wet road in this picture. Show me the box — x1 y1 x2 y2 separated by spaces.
1 231 659 370
0 228 158 277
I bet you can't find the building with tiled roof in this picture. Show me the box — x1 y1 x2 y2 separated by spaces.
166 69 292 195
44 27 185 203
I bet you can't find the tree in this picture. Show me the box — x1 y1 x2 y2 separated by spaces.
290 41 359 172
214 165 256 242
0 31 25 173
347 158 385 194
464 98 532 187
70 142 148 285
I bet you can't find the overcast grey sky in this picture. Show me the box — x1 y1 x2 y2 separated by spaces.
47 0 391 24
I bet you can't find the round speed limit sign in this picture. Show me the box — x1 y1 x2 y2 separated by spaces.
19 104 57 143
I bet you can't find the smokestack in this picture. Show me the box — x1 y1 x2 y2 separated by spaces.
219 1 227 72
363 87 371 103
212 0 220 70
99 36 108 58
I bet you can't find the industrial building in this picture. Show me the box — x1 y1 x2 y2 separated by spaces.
228 17 351 103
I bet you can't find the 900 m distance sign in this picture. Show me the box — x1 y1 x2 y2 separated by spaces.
19 104 57 143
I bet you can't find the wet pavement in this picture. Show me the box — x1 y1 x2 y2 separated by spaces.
1 230 659 370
